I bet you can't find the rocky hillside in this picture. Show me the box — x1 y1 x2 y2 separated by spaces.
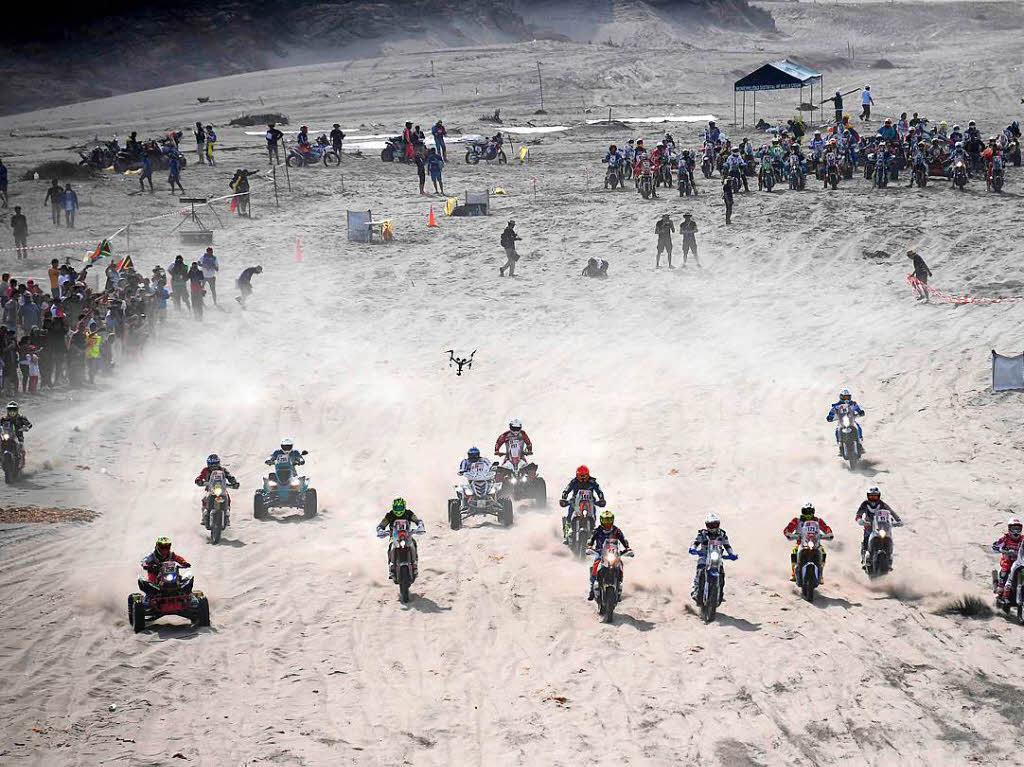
0 0 773 115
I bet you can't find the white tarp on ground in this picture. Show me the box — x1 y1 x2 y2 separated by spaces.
992 351 1024 391
586 114 716 125
500 125 570 133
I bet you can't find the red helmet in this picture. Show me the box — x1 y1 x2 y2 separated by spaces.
576 465 590 482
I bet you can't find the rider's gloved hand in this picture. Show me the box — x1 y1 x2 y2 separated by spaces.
596 499 606 507
376 528 387 539
688 548 699 555
559 499 569 508
726 553 738 561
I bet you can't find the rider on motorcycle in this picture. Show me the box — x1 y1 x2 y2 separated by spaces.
992 517 1023 605
809 131 825 158
602 144 621 168
688 512 737 600
194 453 240 526
948 141 968 176
586 509 631 600
494 418 533 458
458 446 492 475
679 149 697 188
1 401 31 450
705 120 722 145
559 464 606 543
855 487 902 562
376 498 425 579
784 503 834 582
723 148 747 191
267 438 305 467
826 389 865 455
296 126 311 152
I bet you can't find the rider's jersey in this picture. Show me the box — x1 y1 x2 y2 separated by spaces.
855 500 900 526
560 476 605 507
691 528 735 556
604 151 620 166
826 401 864 421
494 429 533 455
724 155 744 173
269 448 304 464
458 457 492 475
195 466 237 485
377 509 423 529
587 524 630 552
992 534 1024 559
783 516 834 544
0 415 31 441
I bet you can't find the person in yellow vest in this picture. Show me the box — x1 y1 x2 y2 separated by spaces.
85 321 103 384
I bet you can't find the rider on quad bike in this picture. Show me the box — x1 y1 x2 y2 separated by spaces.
494 418 533 458
458 446 492 476
559 465 606 543
266 438 305 468
194 454 240 527
141 537 190 601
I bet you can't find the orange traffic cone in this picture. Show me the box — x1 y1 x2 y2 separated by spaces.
295 236 304 262
428 206 437 227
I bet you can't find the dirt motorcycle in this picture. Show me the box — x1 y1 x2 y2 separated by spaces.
912 158 928 188
824 158 840 190
604 162 624 190
588 539 633 623
128 561 210 633
465 141 507 164
287 143 340 168
873 154 889 189
862 508 900 578
700 152 714 179
562 488 602 559
993 539 1024 624
494 438 546 504
380 517 424 603
636 158 654 199
952 158 969 191
757 158 775 192
789 522 832 602
0 422 23 484
449 463 512 530
691 540 736 624
655 160 672 188
986 156 1005 193
677 167 694 197
78 140 120 169
788 159 806 190
201 468 239 545
836 403 863 470
381 135 426 163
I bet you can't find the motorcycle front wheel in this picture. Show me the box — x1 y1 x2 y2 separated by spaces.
323 151 341 167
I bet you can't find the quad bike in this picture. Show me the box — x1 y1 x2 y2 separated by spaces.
254 450 317 519
588 539 633 623
494 437 546 504
448 463 513 530
128 561 210 633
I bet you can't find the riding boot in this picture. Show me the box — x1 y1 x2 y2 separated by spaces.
202 508 209 528
790 562 796 582
588 581 595 600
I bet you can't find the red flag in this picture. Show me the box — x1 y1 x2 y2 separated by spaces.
229 197 238 212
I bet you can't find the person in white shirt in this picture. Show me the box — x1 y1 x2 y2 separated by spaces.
860 86 874 121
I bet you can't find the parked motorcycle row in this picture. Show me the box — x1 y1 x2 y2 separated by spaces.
79 133 186 173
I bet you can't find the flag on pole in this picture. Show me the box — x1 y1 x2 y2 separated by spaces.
84 239 113 264
116 254 134 272
229 197 238 212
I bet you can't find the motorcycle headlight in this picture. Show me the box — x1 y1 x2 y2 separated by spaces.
267 480 278 488
509 477 517 484
164 573 176 583
806 540 818 549
213 485 223 497
290 478 300 487
841 416 851 428
709 551 722 565
877 529 887 538
604 553 618 566
0 434 9 441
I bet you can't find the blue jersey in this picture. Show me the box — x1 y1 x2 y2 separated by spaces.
587 524 630 551
827 401 864 421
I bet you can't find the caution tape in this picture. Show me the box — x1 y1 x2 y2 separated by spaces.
907 274 1024 304
0 238 97 253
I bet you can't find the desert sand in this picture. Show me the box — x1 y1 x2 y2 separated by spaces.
2 1 1024 764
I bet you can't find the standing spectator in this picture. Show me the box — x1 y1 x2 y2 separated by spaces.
680 213 700 267
187 262 206 319
235 265 262 308
84 322 103 383
0 157 8 208
18 337 31 391
2 295 17 335
908 250 932 303
19 292 40 333
655 214 675 268
426 148 445 195
168 255 190 311
402 121 415 162
46 313 66 385
204 125 217 166
168 152 185 194
27 347 39 394
48 259 60 300
414 153 426 195
431 120 448 161
722 177 734 225
10 207 28 260
229 169 252 217
199 247 219 305
44 179 64 226
194 122 206 164
499 220 521 277
825 91 844 124
153 280 169 325
62 183 78 228
139 154 154 193
330 123 345 155
860 86 874 121
265 123 284 165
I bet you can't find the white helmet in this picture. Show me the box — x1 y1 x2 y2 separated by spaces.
509 418 522 432
1009 517 1023 535
281 438 293 452
705 512 721 530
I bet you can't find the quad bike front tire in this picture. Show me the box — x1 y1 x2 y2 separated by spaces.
253 492 267 520
131 598 146 633
499 498 514 527
303 488 318 518
448 499 462 530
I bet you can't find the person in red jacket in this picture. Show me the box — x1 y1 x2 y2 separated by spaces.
141 537 190 583
783 503 834 582
494 418 533 458
992 517 1023 605
193 454 239 526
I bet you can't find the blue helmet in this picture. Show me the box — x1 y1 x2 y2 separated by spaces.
467 446 480 459
206 454 220 467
